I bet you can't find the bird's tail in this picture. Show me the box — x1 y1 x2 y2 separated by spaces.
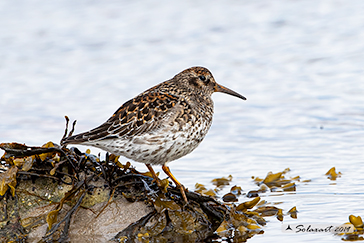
61 133 89 146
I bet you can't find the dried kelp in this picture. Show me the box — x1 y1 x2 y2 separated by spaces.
193 173 299 242
338 215 364 241
1 137 310 243
325 167 342 180
251 168 311 195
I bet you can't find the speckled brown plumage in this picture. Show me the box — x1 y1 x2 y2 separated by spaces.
61 66 246 203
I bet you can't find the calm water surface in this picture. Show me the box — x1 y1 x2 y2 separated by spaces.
1 0 364 242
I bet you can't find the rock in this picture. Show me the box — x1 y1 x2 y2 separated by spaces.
0 142 227 242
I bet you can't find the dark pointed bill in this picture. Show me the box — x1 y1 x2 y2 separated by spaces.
214 84 247 100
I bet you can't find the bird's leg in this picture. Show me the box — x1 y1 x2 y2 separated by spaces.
146 164 162 187
162 164 188 204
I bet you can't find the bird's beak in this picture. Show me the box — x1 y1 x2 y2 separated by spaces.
214 84 247 100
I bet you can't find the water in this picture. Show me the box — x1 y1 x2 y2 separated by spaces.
1 0 364 242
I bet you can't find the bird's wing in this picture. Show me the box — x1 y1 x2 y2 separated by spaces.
61 91 181 145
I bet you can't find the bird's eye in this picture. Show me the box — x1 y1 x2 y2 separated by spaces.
199 75 206 81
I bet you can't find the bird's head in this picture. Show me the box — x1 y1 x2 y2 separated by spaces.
176 66 246 101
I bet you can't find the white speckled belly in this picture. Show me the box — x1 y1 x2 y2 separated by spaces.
82 118 212 165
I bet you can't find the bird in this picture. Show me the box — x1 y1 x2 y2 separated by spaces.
61 66 246 203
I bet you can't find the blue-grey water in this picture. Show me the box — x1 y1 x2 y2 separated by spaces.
1 0 364 242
